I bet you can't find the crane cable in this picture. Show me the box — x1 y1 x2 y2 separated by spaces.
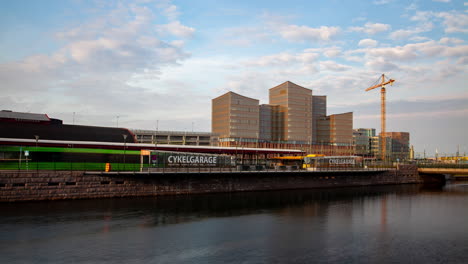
367 74 394 89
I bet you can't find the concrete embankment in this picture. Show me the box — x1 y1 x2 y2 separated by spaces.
0 165 422 202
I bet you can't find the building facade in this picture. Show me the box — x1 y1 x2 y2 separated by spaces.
384 132 410 161
317 112 353 146
312 95 327 143
132 130 217 146
353 128 376 157
259 104 280 142
211 81 355 155
212 91 259 142
269 81 313 143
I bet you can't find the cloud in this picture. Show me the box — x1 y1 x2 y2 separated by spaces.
277 25 340 42
156 21 195 38
350 22 391 34
432 0 451 3
319 61 351 72
439 37 464 44
389 22 433 40
0 0 194 126
352 41 468 62
436 12 468 33
358 39 378 47
244 51 319 67
411 10 468 34
305 47 342 57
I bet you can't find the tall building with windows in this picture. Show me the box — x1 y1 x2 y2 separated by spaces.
212 91 259 142
259 104 280 142
353 128 376 156
269 81 313 143
384 132 410 161
317 112 353 146
312 95 327 143
211 81 356 155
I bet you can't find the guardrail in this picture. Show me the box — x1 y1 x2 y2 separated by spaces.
416 163 468 169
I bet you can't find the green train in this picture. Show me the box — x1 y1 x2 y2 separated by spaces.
0 145 234 171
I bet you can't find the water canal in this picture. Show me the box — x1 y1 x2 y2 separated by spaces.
1 182 467 263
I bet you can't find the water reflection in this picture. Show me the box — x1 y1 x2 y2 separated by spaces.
1 182 467 264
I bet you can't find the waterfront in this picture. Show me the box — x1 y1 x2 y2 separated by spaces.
1 182 467 263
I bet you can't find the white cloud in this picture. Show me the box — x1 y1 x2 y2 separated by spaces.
432 0 451 3
358 39 378 47
350 22 391 34
436 12 468 33
156 21 195 38
319 61 351 72
305 47 342 58
389 22 433 40
243 51 320 67
354 41 468 61
439 37 464 44
278 25 340 42
0 0 194 127
411 10 468 34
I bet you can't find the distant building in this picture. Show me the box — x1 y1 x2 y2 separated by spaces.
269 81 313 143
212 91 259 143
259 104 279 142
132 130 216 146
317 112 353 146
353 128 376 157
211 81 354 154
312 95 327 143
384 132 410 161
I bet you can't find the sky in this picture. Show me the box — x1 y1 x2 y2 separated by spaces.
0 0 467 157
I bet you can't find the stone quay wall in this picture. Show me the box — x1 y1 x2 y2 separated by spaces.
0 165 421 202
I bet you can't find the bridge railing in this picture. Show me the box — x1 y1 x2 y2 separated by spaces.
416 163 468 169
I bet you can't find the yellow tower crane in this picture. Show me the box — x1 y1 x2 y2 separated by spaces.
365 74 395 161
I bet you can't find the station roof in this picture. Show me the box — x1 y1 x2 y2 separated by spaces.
0 110 50 122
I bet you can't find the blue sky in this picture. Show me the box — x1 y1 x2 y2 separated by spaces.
0 0 467 156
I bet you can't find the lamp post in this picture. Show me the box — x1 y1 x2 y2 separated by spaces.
34 135 39 172
122 134 127 171
256 133 259 165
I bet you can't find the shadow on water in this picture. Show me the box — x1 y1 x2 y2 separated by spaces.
0 184 441 227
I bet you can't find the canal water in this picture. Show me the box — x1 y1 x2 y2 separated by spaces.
1 182 467 264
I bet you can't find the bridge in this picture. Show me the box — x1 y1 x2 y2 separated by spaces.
417 164 468 180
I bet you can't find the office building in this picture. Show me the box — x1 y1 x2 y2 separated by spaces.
384 132 410 161
353 128 376 156
211 81 355 155
259 104 280 142
212 91 259 142
269 81 313 143
312 95 327 143
317 112 353 146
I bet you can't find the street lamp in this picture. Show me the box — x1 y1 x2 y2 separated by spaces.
122 134 127 171
34 135 39 171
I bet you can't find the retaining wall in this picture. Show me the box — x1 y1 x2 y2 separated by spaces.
0 165 421 202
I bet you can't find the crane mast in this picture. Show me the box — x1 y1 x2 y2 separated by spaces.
365 74 395 161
